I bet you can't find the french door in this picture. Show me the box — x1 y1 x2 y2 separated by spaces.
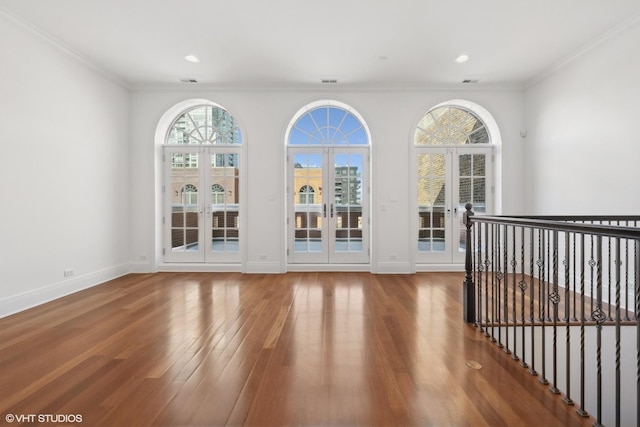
288 147 369 264
164 146 241 263
416 147 491 264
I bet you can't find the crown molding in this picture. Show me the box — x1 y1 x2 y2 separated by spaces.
525 13 640 89
130 81 525 93
0 6 131 90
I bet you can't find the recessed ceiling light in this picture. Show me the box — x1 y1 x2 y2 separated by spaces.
184 55 200 63
455 54 469 63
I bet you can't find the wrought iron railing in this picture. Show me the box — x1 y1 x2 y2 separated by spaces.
462 204 640 427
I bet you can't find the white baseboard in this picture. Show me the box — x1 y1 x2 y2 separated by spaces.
373 261 413 274
286 263 373 272
245 261 284 274
0 263 131 319
157 263 243 273
415 263 465 272
129 260 154 274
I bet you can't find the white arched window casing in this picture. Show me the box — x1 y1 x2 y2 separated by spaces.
286 100 371 265
162 102 243 264
413 101 495 266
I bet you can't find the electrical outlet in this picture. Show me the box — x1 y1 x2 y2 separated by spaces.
64 269 74 277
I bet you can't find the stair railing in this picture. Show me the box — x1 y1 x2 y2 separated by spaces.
463 204 640 427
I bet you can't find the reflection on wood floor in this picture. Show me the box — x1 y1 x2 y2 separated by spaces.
0 272 594 426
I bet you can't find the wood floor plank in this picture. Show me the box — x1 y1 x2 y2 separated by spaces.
0 272 595 426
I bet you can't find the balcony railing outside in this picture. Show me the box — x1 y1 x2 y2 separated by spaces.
463 204 640 427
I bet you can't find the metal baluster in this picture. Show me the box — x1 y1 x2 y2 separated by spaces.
496 225 502 347
577 233 589 418
477 223 484 333
624 223 630 321
511 225 518 360
501 224 509 351
590 230 595 320
484 223 490 338
547 231 552 322
572 232 578 321
519 226 528 369
540 230 549 385
608 226 613 321
538 230 544 322
636 237 639 321
635 237 640 427
593 236 605 427
498 225 510 353
550 230 560 394
563 232 573 405
529 227 538 377
614 237 621 427
492 223 497 344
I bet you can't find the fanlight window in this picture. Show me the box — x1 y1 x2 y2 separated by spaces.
167 105 242 145
414 106 489 145
211 184 225 204
299 185 315 204
289 106 367 145
182 184 198 205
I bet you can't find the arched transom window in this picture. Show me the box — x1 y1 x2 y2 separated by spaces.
211 184 225 204
167 105 242 145
299 185 315 204
288 105 368 146
415 106 489 146
181 184 198 205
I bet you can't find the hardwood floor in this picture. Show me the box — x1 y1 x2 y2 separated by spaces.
0 272 594 426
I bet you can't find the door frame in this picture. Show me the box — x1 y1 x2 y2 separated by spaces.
287 146 370 265
163 145 243 264
412 145 493 267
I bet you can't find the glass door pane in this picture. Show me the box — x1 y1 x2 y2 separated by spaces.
417 152 448 255
206 152 240 262
416 148 491 265
292 152 325 261
455 152 488 259
332 152 364 255
167 151 202 261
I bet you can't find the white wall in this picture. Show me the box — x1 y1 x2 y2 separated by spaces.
0 13 131 317
524 19 640 214
0 10 530 319
129 87 525 274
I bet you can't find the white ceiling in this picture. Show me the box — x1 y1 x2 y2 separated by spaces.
2 0 640 88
